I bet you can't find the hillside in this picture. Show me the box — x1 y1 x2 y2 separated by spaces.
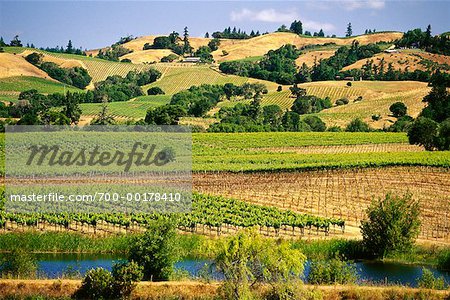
295 50 336 67
342 49 450 72
0 53 51 79
212 32 403 62
84 32 402 64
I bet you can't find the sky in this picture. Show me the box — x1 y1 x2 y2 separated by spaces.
0 1 449 50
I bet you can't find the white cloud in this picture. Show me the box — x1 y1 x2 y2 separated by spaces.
230 8 299 23
229 8 335 32
340 0 385 11
303 21 335 32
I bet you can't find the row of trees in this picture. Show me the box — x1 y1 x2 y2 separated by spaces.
220 44 301 84
25 52 91 89
407 71 450 150
210 27 261 39
396 25 450 55
144 28 193 55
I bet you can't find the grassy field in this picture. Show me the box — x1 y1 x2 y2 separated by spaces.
80 95 171 118
145 64 280 95
0 76 82 95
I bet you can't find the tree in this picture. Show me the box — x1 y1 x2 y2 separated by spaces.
290 20 303 35
183 26 193 54
147 86 165 95
361 193 420 258
128 219 177 281
10 35 22 47
345 118 370 132
318 29 325 37
408 117 439 150
208 38 220 51
424 24 432 48
205 32 210 38
346 23 353 37
66 40 73 54
25 52 43 65
389 102 408 118
303 115 326 132
62 92 82 124
214 231 305 300
0 37 6 47
91 99 116 125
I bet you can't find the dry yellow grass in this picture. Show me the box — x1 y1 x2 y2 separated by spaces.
0 53 50 79
343 50 450 72
213 32 403 62
303 81 430 128
295 50 336 67
21 50 85 69
0 280 448 300
121 35 210 52
120 49 176 63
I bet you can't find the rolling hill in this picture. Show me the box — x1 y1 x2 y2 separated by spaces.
342 49 450 72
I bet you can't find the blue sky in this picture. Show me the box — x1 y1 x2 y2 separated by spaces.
0 1 448 50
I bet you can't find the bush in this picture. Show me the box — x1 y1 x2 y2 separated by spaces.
0 248 37 278
354 96 363 102
327 126 342 132
437 250 450 270
307 257 358 285
303 115 326 132
335 98 349 106
345 118 370 132
161 53 179 63
372 114 381 121
390 102 408 118
147 87 165 95
25 52 43 65
277 85 282 92
76 262 143 300
417 268 447 290
347 81 352 87
128 219 177 281
361 193 421 258
76 268 114 300
215 231 306 300
111 261 143 298
120 58 131 63
389 115 413 132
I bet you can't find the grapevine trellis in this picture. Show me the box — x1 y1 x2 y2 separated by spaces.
0 193 345 238
193 166 450 242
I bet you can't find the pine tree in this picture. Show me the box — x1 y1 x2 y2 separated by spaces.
10 35 22 47
66 40 73 54
205 32 210 38
346 23 353 37
424 24 432 47
318 29 325 37
0 37 5 47
183 26 192 55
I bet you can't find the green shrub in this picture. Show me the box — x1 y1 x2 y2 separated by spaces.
128 219 177 281
76 268 114 300
0 248 37 278
390 102 408 118
345 118 370 132
361 193 421 258
307 257 358 285
417 268 447 290
335 98 349 106
111 261 143 298
147 87 165 95
437 249 450 270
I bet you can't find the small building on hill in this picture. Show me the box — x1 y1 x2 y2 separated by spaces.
182 57 201 63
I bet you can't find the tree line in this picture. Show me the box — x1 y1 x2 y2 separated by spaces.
25 52 91 89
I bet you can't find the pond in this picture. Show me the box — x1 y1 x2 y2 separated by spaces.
2 253 450 287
